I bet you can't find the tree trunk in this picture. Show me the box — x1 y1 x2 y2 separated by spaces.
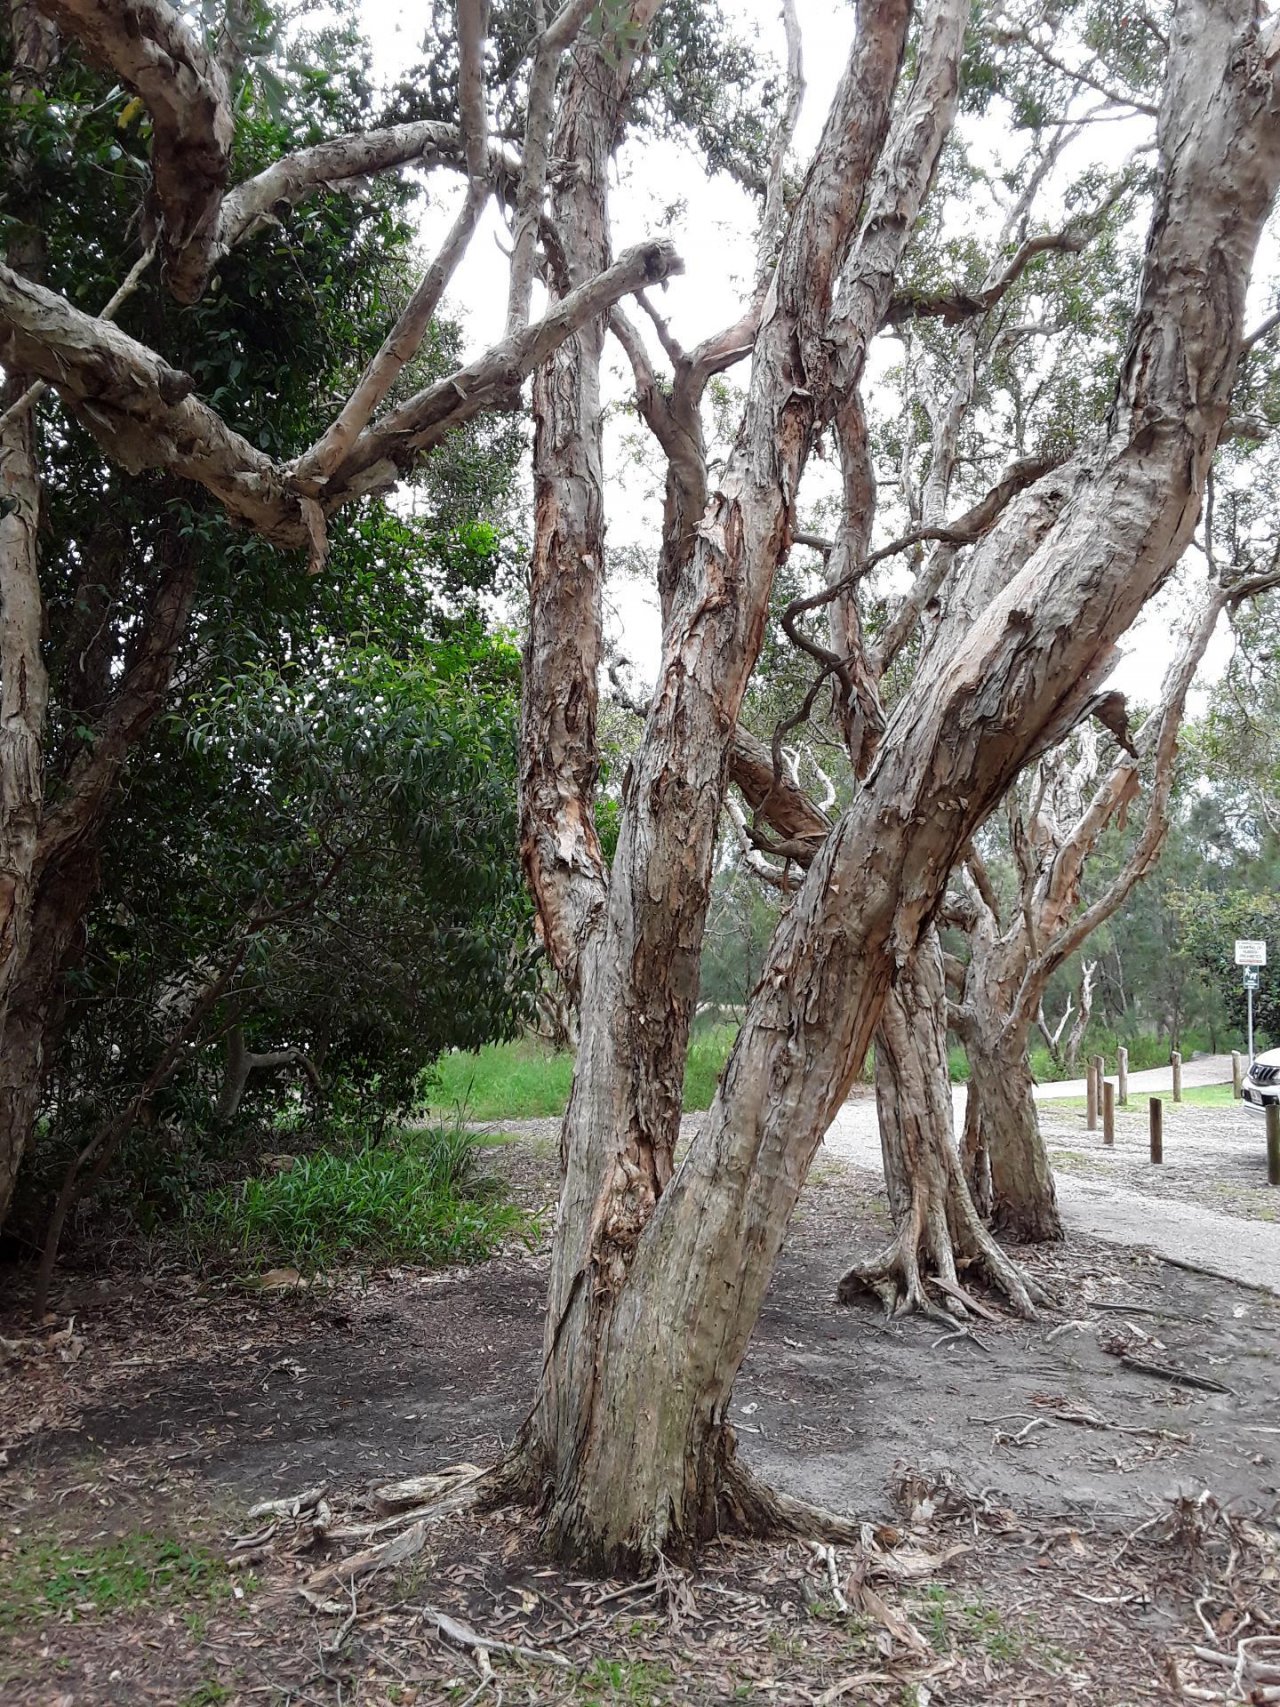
0 1000 44 1232
0 836 100 1230
215 1023 252 1123
964 1035 1062 1243
512 1 920 1570
839 932 1044 1318
0 1 56 1225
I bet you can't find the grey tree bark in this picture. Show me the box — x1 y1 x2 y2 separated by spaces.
510 0 1280 1568
838 929 1045 1318
0 0 56 1224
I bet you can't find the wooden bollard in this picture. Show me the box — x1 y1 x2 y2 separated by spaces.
1171 1050 1182 1103
1092 1051 1105 1133
1268 1102 1280 1188
1233 1050 1244 1098
1118 1045 1128 1107
1103 1079 1115 1147
1149 1096 1163 1163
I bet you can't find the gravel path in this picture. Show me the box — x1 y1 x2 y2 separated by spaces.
479 1053 1279 1297
823 1081 1280 1297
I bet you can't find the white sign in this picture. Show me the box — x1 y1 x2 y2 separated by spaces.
1235 939 1267 966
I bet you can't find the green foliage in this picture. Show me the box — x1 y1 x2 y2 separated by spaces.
683 1023 738 1111
3 1532 232 1628
193 1122 531 1273
429 1038 578 1122
427 1025 740 1122
2 10 533 1253
1168 888 1280 1047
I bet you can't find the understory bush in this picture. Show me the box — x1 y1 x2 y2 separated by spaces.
192 1122 531 1272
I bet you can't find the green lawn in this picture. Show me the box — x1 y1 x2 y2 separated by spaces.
426 1026 738 1122
1042 1081 1238 1113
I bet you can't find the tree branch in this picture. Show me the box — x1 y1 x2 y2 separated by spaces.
505 0 600 329
41 0 233 304
0 239 682 550
293 0 492 494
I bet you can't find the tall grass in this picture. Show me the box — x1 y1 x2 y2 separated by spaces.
427 1038 576 1121
426 1025 741 1122
193 1122 530 1272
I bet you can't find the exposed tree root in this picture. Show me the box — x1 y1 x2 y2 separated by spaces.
717 1455 864 1546
837 1163 1050 1323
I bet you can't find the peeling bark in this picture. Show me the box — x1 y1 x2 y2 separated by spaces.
954 566 1277 1239
519 0 920 1568
839 931 1045 1318
41 0 233 303
513 0 1280 1570
0 0 55 1225
0 240 680 548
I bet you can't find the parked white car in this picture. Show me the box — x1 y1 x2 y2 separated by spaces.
1241 1047 1280 1112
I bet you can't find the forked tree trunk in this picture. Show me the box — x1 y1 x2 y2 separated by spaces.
838 932 1045 1318
499 0 1280 1576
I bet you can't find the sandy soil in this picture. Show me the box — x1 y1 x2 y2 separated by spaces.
1 1134 1277 1705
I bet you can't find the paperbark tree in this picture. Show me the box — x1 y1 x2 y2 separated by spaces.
4 0 1280 1575
836 925 1045 1321
0 0 655 1226
510 0 1280 1565
0 0 57 1219
954 568 1280 1238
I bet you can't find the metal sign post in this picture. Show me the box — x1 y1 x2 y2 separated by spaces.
1236 941 1267 1064
1245 965 1260 1062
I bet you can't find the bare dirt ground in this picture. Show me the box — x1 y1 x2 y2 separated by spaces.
2 1132 1278 1706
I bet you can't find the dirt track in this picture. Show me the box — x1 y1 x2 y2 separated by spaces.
2 1131 1278 1704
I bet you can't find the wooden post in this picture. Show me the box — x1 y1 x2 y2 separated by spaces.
1103 1080 1115 1147
1233 1050 1244 1098
1171 1050 1182 1103
1117 1045 1128 1107
1267 1103 1280 1188
1092 1051 1105 1133
1149 1096 1163 1163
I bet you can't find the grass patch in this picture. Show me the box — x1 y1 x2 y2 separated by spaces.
429 1037 576 1121
1043 1082 1236 1113
3 1531 233 1628
427 1025 740 1122
682 1023 737 1110
916 1585 1022 1663
193 1122 531 1273
577 1658 676 1704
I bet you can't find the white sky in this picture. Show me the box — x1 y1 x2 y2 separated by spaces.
354 0 1250 710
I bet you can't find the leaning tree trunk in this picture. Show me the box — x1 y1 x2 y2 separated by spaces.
508 0 1280 1574
839 931 1044 1318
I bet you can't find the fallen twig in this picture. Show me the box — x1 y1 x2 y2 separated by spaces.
1117 1354 1234 1395
814 1543 849 1612
416 1602 573 1668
